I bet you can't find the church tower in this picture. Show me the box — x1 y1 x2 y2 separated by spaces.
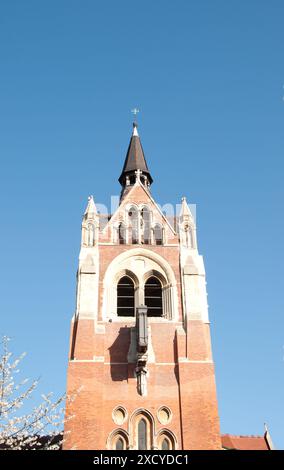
63 123 221 450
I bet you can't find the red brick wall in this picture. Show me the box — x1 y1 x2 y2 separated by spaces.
64 185 221 450
64 318 221 449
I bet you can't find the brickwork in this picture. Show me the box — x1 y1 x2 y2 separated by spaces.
63 127 222 450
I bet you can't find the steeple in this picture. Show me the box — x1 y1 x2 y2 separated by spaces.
81 195 98 247
64 121 222 451
118 123 153 191
180 196 193 221
84 195 97 219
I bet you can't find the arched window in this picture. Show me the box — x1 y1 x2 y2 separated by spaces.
184 224 194 248
129 207 139 244
157 433 175 450
108 431 129 450
131 410 154 450
117 276 135 317
161 437 170 450
118 222 126 244
138 418 147 450
141 207 151 245
87 223 95 246
115 437 125 450
144 277 163 317
153 224 163 245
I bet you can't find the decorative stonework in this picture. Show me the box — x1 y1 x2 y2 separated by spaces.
112 406 128 425
64 124 222 451
102 248 178 322
157 406 172 425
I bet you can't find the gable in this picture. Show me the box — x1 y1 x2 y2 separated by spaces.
103 181 176 238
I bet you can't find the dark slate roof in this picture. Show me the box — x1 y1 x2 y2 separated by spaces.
119 124 153 185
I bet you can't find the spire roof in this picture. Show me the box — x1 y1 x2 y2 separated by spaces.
118 123 153 186
84 195 97 218
180 196 192 218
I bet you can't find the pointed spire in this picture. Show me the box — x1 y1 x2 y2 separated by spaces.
84 195 97 219
118 123 153 189
264 423 275 450
180 196 192 219
132 122 139 137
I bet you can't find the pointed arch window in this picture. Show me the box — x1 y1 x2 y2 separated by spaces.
87 223 95 246
157 432 175 450
118 222 126 244
131 410 154 450
161 437 170 450
138 418 147 450
144 277 163 317
129 207 139 244
141 207 151 245
153 224 163 245
184 224 194 248
108 431 129 450
117 276 135 317
115 437 125 450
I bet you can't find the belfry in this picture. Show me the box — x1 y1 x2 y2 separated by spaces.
63 123 222 450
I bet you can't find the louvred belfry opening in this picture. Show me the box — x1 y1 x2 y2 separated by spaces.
144 277 163 317
117 276 135 316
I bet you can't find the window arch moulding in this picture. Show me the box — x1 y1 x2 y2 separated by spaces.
102 248 178 322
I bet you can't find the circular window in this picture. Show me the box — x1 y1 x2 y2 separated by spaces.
112 406 127 425
157 406 172 425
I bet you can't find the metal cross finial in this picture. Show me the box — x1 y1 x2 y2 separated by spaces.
131 107 140 117
131 108 140 127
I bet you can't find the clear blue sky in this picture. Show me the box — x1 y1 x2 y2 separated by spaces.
0 0 283 449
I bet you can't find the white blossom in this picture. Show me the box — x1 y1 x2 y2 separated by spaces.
0 336 77 450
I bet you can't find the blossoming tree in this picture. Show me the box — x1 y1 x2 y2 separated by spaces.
0 336 73 450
